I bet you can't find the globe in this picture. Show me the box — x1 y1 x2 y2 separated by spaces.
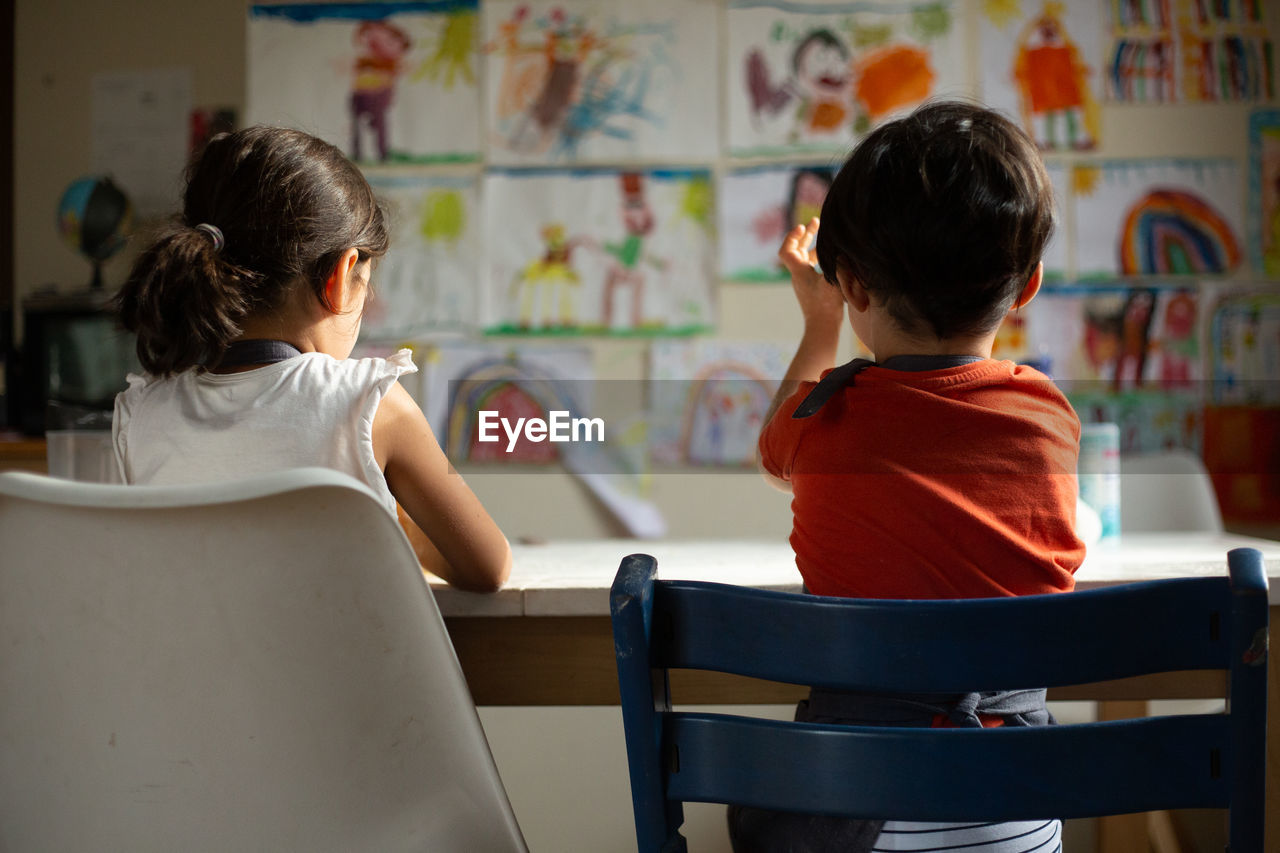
57 176 133 289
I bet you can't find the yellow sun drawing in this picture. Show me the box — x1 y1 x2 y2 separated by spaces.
982 0 1022 29
1072 165 1101 196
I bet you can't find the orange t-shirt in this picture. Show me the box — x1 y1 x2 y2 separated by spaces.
759 359 1085 600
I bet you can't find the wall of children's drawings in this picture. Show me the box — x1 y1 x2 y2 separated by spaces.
239 0 1280 530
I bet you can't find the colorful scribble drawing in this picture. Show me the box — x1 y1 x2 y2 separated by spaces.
649 341 789 467
721 165 833 282
512 223 584 330
728 0 961 155
351 20 412 162
1073 159 1243 279
1013 2 1097 150
445 356 577 463
359 174 480 338
1210 291 1280 406
484 168 714 335
1119 189 1242 275
484 2 711 163
248 3 482 164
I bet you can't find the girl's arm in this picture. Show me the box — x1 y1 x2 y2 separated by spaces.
373 382 513 592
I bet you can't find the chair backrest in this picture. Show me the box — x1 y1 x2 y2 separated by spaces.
610 550 1268 853
0 468 527 853
1120 449 1224 533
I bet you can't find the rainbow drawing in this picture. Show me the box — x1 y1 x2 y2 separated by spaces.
444 357 586 463
676 361 775 467
1118 188 1242 274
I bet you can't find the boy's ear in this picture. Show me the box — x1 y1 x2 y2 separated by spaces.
1011 262 1043 312
835 263 870 312
323 248 364 314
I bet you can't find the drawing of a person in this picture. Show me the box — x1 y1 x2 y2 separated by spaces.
1012 2 1096 151
1158 290 1197 387
1114 288 1156 390
791 29 852 135
513 223 582 330
603 173 662 329
351 20 412 162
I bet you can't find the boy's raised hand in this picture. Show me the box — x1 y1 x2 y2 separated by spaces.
778 217 844 330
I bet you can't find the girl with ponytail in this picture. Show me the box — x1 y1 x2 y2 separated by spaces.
112 126 510 592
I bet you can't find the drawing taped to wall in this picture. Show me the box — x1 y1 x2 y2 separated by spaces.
1073 159 1243 279
726 0 965 156
719 164 835 282
1249 109 1280 277
420 342 593 463
483 0 718 165
484 167 715 335
980 0 1101 151
360 174 480 339
1208 289 1280 407
648 340 789 467
247 1 481 164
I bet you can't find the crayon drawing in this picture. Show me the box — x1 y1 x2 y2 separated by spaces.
726 0 965 156
483 0 718 165
649 340 790 467
247 1 481 164
1249 109 1280 277
1208 290 1280 406
420 342 593 464
1028 286 1202 391
1072 159 1243 279
484 168 715 335
980 1 1101 151
360 174 480 339
1105 0 1275 103
719 164 835 282
1043 161 1069 280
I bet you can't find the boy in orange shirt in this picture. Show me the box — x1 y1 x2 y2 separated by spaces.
736 102 1085 853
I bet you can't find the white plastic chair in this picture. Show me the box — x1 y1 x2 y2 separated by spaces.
1119 449 1224 533
0 468 527 853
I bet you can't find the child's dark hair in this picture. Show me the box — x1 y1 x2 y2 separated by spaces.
115 126 389 375
814 100 1055 340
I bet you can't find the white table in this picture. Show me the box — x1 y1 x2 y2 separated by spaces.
430 534 1280 852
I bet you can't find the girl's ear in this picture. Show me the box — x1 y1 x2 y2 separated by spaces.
323 248 364 314
1011 262 1043 312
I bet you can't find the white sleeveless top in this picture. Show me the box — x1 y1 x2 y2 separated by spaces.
113 350 417 515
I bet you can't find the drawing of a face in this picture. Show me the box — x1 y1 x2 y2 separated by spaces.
358 21 410 61
788 169 832 226
1030 13 1066 49
792 30 849 97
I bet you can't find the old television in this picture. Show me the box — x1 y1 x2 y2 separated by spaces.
14 289 138 435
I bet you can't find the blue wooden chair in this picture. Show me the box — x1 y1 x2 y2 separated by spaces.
610 549 1268 853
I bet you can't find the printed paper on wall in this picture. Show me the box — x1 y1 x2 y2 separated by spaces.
979 0 1102 151
247 1 481 164
726 0 966 157
648 340 790 467
719 163 836 282
483 168 716 335
359 174 481 340
1249 109 1280 277
483 0 718 165
1072 159 1244 279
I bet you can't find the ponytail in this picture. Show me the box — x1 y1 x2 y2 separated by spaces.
112 126 390 376
115 224 260 375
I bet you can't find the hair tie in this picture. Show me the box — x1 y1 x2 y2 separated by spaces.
194 223 225 252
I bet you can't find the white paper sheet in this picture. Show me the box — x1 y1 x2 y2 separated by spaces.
247 2 481 164
483 168 716 335
719 163 836 282
483 0 718 165
726 0 967 157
